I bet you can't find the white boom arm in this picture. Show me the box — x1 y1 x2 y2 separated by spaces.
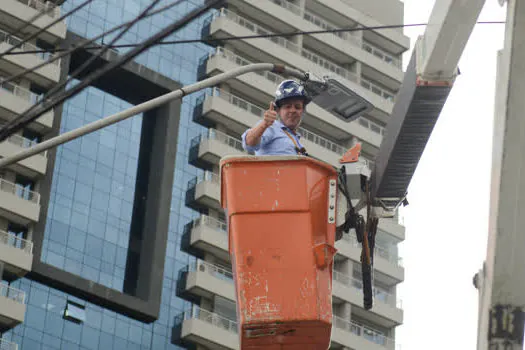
371 0 486 210
417 0 486 82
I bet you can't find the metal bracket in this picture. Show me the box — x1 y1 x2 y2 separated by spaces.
328 179 336 224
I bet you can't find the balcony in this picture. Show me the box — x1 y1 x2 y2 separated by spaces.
0 81 54 132
378 217 405 242
204 9 395 119
173 304 398 350
187 126 369 171
195 88 380 163
194 88 259 136
332 270 403 328
189 129 245 170
201 47 388 141
0 283 26 332
306 0 410 55
178 258 403 329
181 259 235 302
0 131 47 178
0 338 18 350
0 179 40 225
0 230 32 279
221 0 403 87
182 215 230 262
336 233 404 285
332 316 398 350
0 29 61 87
186 171 221 212
0 0 66 44
173 305 238 350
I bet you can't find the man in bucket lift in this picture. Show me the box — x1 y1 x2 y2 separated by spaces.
242 80 310 156
239 78 376 310
241 79 365 240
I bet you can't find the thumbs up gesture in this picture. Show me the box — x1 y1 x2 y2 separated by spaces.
263 101 277 127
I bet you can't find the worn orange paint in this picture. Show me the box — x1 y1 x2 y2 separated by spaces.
220 156 338 350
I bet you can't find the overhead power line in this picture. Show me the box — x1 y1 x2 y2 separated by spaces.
47 0 166 96
0 0 190 88
0 0 224 143
0 0 93 61
0 0 167 142
0 20 506 57
6 0 62 41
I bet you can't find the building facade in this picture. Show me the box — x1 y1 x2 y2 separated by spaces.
0 0 409 349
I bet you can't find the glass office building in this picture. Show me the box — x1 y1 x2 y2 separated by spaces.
0 0 410 349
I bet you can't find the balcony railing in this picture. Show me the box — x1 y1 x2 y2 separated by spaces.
267 0 401 69
183 305 396 349
189 259 234 282
361 78 395 101
206 47 386 138
363 41 401 68
0 230 33 254
0 283 26 304
0 80 43 104
0 29 59 64
358 116 385 136
187 170 220 191
213 8 396 102
16 0 60 18
217 8 300 53
207 46 283 85
0 178 40 204
4 133 44 154
0 338 18 350
0 118 46 158
205 129 245 153
270 0 302 16
203 87 355 157
333 270 402 308
299 48 359 83
303 9 361 47
298 127 347 156
342 232 403 267
304 9 401 68
333 315 397 348
192 215 228 234
184 305 238 334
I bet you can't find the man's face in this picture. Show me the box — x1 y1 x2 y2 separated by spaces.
277 98 305 130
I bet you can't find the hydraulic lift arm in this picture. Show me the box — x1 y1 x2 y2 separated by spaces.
348 0 488 311
371 0 486 213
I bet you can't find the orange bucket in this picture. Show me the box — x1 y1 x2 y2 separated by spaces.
220 155 338 350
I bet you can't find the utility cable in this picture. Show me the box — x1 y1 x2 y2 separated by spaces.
0 0 167 139
0 0 188 88
49 0 165 95
0 0 224 142
6 0 61 42
0 0 93 61
0 20 506 57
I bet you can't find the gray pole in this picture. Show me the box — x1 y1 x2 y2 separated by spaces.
0 63 306 169
476 1 525 349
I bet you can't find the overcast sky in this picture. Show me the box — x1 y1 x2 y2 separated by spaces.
397 1 507 349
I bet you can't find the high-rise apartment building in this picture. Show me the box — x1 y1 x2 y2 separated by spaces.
0 1 409 349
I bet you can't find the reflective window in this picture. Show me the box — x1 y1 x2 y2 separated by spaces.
3 0 215 349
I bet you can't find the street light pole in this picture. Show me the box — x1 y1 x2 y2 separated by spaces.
0 63 306 169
